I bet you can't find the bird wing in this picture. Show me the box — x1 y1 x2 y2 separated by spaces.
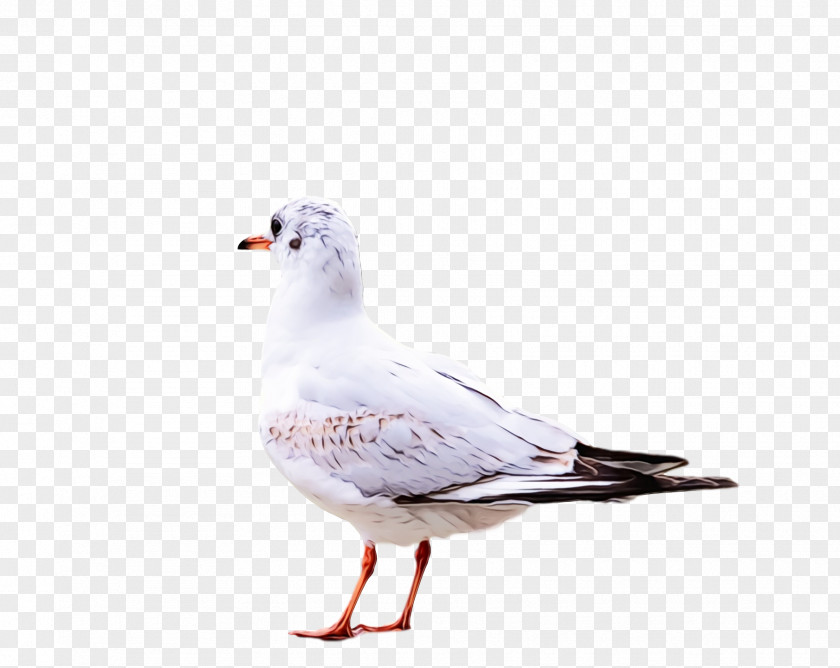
262 401 579 499
262 335 583 500
263 327 733 505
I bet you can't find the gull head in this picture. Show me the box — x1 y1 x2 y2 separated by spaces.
239 197 364 324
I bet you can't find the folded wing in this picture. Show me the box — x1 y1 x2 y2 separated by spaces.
282 335 735 505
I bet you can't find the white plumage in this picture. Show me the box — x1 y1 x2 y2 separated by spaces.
239 197 736 639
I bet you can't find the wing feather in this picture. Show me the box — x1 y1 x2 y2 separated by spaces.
264 327 597 500
261 403 578 499
262 321 735 508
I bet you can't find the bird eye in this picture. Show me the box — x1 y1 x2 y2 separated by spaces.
271 218 283 237
289 237 301 250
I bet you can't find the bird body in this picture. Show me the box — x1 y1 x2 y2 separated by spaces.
239 197 736 639
258 314 552 546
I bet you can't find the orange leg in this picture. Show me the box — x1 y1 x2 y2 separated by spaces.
289 542 377 640
353 539 431 634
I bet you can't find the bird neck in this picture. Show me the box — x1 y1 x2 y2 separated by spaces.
265 271 365 342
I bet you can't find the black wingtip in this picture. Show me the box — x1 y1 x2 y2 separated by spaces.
393 463 738 507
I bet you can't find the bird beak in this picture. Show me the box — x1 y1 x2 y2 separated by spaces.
238 235 272 251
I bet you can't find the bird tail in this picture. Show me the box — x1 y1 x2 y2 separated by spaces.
488 444 737 505
394 442 737 507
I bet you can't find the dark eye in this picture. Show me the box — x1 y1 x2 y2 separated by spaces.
289 237 301 250
271 218 283 237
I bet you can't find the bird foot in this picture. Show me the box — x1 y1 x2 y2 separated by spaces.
289 621 364 641
352 618 410 634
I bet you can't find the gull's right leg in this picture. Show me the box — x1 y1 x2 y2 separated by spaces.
289 541 377 641
353 539 431 634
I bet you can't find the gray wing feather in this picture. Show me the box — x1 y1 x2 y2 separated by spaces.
271 340 582 499
262 407 577 499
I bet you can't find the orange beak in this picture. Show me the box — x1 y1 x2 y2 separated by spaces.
238 235 272 251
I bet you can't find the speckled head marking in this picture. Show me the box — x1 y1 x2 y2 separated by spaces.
241 197 365 328
267 197 358 264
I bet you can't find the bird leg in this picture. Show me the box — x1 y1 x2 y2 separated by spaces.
353 539 431 634
289 541 377 640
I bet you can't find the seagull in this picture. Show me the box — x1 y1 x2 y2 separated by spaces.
238 197 737 641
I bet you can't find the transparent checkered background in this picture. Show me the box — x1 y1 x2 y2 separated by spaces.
1 1 837 667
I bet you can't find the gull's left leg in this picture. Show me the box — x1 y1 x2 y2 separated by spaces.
353 539 431 634
289 541 377 640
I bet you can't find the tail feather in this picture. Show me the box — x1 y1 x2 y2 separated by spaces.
575 442 688 475
394 442 737 507
482 449 737 505
466 469 737 506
